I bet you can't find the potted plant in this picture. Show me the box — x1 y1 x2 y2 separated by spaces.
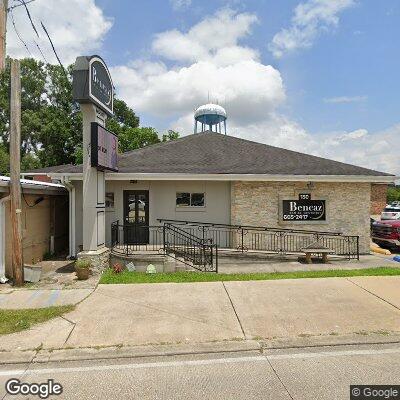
75 259 91 280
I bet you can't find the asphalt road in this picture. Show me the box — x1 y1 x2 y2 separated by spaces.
1 343 400 400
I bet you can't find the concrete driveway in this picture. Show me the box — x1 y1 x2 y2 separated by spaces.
1 276 400 352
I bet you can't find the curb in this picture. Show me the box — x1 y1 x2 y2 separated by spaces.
2 334 400 365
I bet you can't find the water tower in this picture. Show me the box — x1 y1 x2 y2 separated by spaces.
194 103 227 134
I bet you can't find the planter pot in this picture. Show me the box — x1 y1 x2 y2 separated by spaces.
24 265 42 283
75 267 90 280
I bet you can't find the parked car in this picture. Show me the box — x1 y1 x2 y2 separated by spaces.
380 205 400 220
391 201 400 207
371 220 400 249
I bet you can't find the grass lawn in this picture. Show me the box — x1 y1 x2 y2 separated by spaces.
100 267 400 285
0 305 74 335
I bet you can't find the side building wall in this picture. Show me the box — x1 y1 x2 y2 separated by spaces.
231 181 371 254
5 193 68 277
370 184 387 215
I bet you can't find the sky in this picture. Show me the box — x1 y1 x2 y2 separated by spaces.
6 0 400 175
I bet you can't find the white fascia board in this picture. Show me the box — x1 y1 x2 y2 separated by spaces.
45 172 397 183
46 173 83 181
104 173 397 183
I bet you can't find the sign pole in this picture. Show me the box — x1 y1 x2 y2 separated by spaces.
72 55 114 269
9 59 23 285
81 103 107 252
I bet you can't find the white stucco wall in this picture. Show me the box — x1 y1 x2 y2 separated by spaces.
73 180 231 249
74 180 83 254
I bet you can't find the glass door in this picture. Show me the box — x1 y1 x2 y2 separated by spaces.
123 190 149 244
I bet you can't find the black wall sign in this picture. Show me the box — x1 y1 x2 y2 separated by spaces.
72 55 114 116
91 123 118 172
282 194 326 221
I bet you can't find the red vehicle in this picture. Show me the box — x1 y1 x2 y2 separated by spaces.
372 220 400 249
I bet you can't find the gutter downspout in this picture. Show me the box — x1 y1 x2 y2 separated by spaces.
0 194 10 283
62 178 76 259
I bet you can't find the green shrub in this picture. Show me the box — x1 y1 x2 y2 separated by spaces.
75 259 91 269
387 186 400 203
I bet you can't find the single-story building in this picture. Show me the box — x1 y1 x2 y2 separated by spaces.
0 176 68 281
24 131 395 257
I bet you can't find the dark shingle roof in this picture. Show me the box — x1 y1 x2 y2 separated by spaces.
26 132 393 176
25 163 78 173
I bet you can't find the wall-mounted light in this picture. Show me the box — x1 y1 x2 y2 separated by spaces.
130 180 137 184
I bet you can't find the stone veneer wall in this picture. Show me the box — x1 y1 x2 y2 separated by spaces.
231 181 371 254
370 184 387 215
77 248 110 274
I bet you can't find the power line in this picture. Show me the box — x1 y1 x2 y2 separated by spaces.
33 38 47 63
16 0 39 37
7 0 35 11
10 0 48 63
40 21 67 77
9 7 32 56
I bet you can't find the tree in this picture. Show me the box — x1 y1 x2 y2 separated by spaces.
0 145 9 174
162 130 180 142
0 57 179 172
387 186 400 203
107 101 180 153
0 58 81 171
118 127 158 153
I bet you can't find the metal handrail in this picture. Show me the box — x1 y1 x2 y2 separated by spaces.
158 219 343 236
163 223 218 272
164 222 210 244
158 219 359 260
111 220 359 262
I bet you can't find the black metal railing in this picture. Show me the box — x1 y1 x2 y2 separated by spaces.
111 221 164 254
163 223 218 272
111 219 359 270
110 220 218 272
158 219 360 260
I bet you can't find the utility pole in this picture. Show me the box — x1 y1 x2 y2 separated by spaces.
9 58 23 286
0 0 8 72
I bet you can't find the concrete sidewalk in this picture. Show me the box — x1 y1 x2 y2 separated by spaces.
0 276 400 353
217 253 399 273
0 288 93 309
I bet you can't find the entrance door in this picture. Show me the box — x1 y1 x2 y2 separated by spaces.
123 190 149 244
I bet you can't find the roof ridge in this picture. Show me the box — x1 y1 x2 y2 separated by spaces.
223 133 390 174
119 132 207 158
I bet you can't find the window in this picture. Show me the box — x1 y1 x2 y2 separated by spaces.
176 192 205 207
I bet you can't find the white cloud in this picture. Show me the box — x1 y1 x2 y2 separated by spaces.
152 8 258 64
6 0 113 64
112 9 282 124
324 95 367 103
112 60 284 122
269 0 355 58
112 7 399 175
170 0 192 11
